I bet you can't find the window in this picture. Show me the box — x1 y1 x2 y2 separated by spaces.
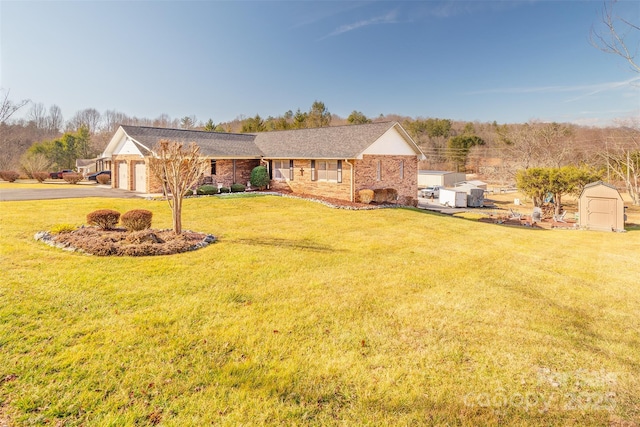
399 160 404 179
210 159 217 175
376 159 382 181
315 160 342 182
273 160 293 180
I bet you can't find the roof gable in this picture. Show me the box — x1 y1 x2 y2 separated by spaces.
254 122 422 159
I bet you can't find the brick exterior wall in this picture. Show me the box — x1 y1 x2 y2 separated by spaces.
207 159 260 187
269 159 353 201
354 155 418 204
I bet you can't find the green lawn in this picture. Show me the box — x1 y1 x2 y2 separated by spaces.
1 195 639 426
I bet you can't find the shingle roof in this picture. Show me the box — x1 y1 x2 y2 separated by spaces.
121 125 263 158
117 121 419 160
253 121 400 159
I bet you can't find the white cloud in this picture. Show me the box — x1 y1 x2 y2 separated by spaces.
466 76 640 99
319 10 398 40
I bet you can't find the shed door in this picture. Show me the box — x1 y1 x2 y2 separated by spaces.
134 163 146 193
118 162 129 190
586 197 617 231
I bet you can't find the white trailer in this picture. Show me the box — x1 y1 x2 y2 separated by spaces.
438 188 467 208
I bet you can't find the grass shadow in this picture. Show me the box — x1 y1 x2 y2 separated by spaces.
231 237 344 253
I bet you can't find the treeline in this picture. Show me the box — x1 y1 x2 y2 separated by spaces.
1 91 638 204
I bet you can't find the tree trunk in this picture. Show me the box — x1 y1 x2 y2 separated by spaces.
554 193 562 216
173 195 182 235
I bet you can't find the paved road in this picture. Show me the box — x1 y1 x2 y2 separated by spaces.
0 185 151 201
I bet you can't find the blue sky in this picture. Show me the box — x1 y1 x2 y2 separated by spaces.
1 0 638 127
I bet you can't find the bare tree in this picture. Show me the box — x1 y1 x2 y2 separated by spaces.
67 108 102 133
591 0 640 73
103 109 131 134
0 89 29 124
180 115 198 129
602 122 640 205
47 105 64 133
27 102 48 129
148 140 208 234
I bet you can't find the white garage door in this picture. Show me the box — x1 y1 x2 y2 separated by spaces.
134 163 146 193
118 162 129 190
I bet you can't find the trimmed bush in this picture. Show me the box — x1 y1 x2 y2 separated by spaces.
0 171 19 182
384 188 398 202
373 188 388 203
121 209 153 231
358 189 374 204
196 185 218 195
230 183 246 193
32 171 50 183
219 187 230 193
96 174 111 185
184 189 194 197
86 209 121 230
62 172 83 184
250 165 270 190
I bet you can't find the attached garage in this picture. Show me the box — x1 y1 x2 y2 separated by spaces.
134 162 146 192
578 181 625 232
117 161 129 190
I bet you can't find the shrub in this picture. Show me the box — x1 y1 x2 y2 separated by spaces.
121 209 153 231
50 223 76 234
184 189 194 197
250 165 270 190
373 188 388 203
0 171 19 182
230 183 246 193
96 174 111 185
196 185 218 195
385 188 398 202
358 189 374 204
62 172 83 184
32 171 50 183
219 187 230 193
86 209 121 230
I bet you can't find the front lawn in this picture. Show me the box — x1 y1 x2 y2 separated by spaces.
1 195 639 425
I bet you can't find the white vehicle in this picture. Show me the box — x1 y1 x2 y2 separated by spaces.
420 185 443 199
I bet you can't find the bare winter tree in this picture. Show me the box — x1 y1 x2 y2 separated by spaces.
67 108 102 133
27 102 48 129
0 89 29 124
148 140 208 234
591 0 640 73
47 105 64 133
602 121 640 205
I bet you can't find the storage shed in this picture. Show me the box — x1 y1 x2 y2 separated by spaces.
578 181 625 232
418 171 465 188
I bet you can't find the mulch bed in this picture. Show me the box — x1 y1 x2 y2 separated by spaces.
35 227 215 256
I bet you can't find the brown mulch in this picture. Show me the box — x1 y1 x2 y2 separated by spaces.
37 227 214 256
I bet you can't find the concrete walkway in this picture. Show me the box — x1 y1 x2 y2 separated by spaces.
0 185 154 201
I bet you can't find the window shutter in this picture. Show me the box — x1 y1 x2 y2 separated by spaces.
337 160 342 183
311 160 316 181
289 160 294 180
268 160 273 179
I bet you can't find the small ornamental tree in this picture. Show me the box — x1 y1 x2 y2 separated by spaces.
250 165 269 190
148 140 208 235
516 166 602 214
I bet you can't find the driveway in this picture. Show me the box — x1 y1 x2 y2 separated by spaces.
0 185 152 201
